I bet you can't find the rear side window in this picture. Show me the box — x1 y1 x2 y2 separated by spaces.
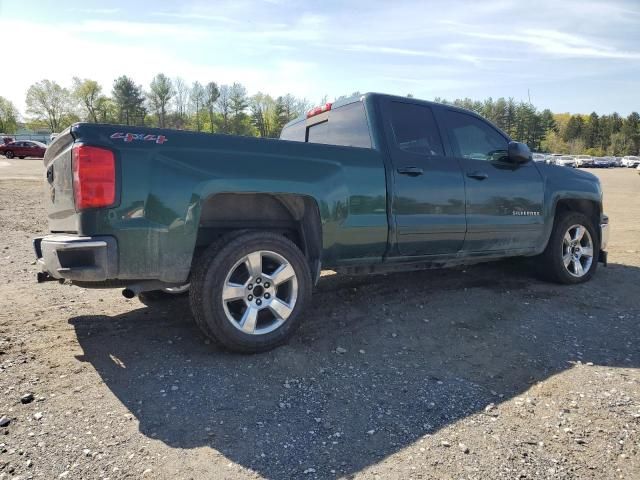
388 102 444 156
445 110 508 161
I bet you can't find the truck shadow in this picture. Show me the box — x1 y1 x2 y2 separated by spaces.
68 260 640 479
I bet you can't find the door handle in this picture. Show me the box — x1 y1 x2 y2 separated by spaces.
397 166 424 177
467 171 488 180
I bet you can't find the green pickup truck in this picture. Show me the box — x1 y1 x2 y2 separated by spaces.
35 93 609 352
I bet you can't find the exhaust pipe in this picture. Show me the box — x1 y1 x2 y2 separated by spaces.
121 280 176 299
37 272 52 283
122 288 136 299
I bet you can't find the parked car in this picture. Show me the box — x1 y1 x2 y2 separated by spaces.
532 153 546 162
34 93 609 353
555 155 577 167
612 157 623 167
593 157 612 168
621 156 640 168
574 155 594 168
601 156 619 167
545 153 563 164
0 140 47 159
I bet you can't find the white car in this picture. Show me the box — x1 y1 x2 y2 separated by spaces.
532 153 546 162
546 153 563 164
574 155 594 167
622 156 640 168
554 155 577 167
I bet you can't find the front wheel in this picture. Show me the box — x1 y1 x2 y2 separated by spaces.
5 151 14 159
537 212 599 284
190 231 312 353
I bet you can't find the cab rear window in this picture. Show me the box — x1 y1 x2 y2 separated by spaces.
280 101 372 149
279 119 306 142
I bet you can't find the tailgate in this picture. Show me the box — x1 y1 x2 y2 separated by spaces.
43 129 77 232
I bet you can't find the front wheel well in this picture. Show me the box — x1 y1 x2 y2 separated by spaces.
193 193 322 278
553 198 601 244
554 198 600 226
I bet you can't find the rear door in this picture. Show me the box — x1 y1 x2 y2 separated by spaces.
381 98 466 256
439 108 544 252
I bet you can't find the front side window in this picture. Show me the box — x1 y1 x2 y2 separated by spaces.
445 110 508 161
388 102 444 156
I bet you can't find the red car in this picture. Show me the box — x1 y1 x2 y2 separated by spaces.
0 141 47 159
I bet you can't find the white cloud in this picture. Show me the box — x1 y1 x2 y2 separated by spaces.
340 44 516 66
2 19 320 116
151 12 241 24
2 0 639 115
448 24 640 60
73 20 212 39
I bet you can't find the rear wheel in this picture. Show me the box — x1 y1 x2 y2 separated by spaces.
18 156 25 159
190 231 312 353
537 211 599 284
5 151 14 159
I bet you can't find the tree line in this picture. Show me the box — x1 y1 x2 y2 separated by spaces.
435 96 640 156
0 75 312 139
0 76 638 155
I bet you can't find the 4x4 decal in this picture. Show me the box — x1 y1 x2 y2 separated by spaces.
110 132 167 144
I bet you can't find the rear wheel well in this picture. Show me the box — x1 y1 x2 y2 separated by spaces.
194 193 322 277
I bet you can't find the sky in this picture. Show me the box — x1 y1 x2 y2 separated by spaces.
1 0 639 116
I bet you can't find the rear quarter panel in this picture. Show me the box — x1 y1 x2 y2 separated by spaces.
70 124 388 283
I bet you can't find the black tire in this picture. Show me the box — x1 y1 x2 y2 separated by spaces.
190 231 312 353
5 151 14 159
537 211 599 284
18 156 25 159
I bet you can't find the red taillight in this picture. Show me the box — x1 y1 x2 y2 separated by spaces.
306 102 332 118
72 145 116 210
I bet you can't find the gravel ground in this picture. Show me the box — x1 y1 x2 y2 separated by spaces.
0 162 638 479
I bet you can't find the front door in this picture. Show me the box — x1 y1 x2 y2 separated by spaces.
439 109 545 252
382 99 466 256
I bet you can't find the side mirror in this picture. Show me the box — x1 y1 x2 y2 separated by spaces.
507 141 531 164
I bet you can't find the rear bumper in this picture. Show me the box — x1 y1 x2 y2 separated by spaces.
34 235 118 282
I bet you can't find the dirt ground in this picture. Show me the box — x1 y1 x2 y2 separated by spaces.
0 159 638 480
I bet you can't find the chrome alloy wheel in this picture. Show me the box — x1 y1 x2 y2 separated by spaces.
221 250 298 335
562 224 594 278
